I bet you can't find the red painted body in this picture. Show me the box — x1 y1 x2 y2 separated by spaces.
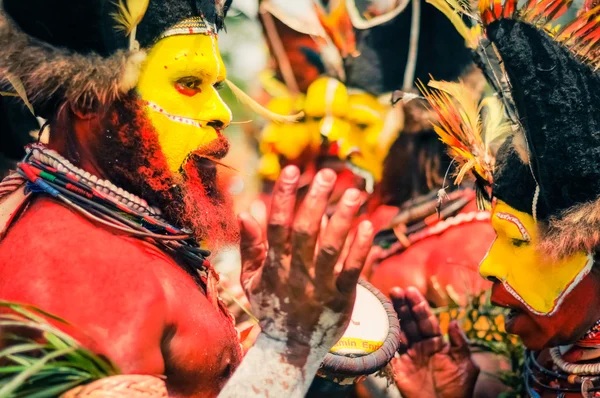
368 200 495 307
0 197 241 397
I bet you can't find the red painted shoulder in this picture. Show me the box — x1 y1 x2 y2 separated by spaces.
0 197 171 373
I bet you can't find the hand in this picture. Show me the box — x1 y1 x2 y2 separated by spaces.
238 166 373 357
391 287 479 398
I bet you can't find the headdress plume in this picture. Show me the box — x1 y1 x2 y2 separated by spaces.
418 78 510 209
112 0 150 50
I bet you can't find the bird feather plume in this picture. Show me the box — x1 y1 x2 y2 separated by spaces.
314 0 358 58
419 79 506 187
3 73 35 116
481 96 512 152
112 0 149 35
426 0 482 48
476 0 600 69
225 79 304 124
112 0 149 50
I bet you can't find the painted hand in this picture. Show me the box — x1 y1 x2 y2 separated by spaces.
391 287 479 398
238 165 374 355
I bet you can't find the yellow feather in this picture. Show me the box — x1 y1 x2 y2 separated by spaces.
426 0 480 48
420 78 499 187
112 0 149 35
481 96 512 153
225 79 304 124
3 74 35 116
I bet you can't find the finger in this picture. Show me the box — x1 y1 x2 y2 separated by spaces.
239 213 266 270
266 166 300 255
239 213 267 292
406 287 441 338
448 321 471 362
397 330 409 355
316 189 363 286
333 229 354 275
291 169 337 276
249 199 268 233
390 287 407 313
390 287 421 345
336 220 373 294
317 215 329 251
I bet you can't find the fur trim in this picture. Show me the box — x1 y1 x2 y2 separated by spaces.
0 4 145 117
538 199 600 260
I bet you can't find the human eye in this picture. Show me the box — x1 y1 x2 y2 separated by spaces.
175 76 202 96
511 238 529 248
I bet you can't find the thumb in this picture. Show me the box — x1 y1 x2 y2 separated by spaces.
249 199 268 234
448 320 471 361
239 212 267 276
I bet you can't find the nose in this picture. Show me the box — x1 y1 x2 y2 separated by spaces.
478 240 506 282
204 88 232 129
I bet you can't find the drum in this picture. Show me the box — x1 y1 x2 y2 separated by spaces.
308 278 401 396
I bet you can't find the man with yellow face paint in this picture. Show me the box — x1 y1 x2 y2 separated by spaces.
415 0 600 394
0 0 376 397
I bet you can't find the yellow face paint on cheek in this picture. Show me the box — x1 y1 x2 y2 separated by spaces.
479 201 593 315
136 34 232 172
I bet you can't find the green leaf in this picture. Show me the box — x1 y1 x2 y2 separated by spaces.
0 344 45 360
0 301 70 325
0 366 26 374
17 379 85 398
0 347 76 397
5 355 34 367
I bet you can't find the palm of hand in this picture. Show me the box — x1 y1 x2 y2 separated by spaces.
392 346 478 398
391 287 479 398
239 167 374 349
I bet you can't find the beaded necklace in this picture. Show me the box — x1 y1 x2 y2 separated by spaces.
15 144 229 313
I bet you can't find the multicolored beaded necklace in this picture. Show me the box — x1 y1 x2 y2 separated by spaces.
14 144 228 313
525 320 600 397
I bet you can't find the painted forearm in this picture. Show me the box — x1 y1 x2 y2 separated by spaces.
218 333 329 398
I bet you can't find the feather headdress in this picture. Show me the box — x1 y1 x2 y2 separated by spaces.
435 0 600 260
314 0 358 59
112 0 150 50
461 0 600 77
425 0 482 48
418 78 511 209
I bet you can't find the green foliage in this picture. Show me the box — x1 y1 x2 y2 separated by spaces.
0 301 119 398
434 290 526 397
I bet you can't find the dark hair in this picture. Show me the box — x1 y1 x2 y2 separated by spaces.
379 129 451 206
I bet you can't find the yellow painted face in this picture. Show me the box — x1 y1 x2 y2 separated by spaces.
480 200 593 315
338 93 394 182
304 77 350 142
137 34 231 172
258 95 321 181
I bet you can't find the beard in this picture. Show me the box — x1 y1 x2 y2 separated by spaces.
92 93 239 250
